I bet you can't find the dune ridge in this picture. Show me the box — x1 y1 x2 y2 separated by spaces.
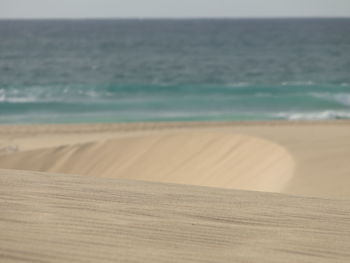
1 121 350 198
0 132 294 193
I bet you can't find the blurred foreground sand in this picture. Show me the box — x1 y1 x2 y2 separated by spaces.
1 169 350 262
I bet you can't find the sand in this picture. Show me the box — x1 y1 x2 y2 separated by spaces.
1 121 350 262
1 121 350 198
1 169 350 263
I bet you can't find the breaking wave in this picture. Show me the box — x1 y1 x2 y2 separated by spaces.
275 110 350 120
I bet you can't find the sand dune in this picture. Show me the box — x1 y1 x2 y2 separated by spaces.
1 121 350 262
1 121 350 198
1 169 350 263
0 132 294 193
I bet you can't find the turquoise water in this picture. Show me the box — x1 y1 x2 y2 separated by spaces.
1 19 350 123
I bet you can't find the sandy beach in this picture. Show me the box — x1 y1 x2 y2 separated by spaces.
1 121 350 262
2 12 350 263
1 121 350 198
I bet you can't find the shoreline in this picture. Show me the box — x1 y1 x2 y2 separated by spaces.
1 119 350 135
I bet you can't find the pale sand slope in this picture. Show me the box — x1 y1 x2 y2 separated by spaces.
1 121 350 198
0 132 294 193
1 169 350 263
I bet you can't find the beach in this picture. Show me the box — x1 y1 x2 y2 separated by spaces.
1 121 350 198
1 121 350 262
1 15 350 262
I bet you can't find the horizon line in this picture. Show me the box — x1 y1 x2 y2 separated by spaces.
0 16 350 20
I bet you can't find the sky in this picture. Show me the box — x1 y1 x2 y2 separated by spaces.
0 0 350 19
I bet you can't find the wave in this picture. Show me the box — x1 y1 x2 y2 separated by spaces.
1 83 350 124
1 83 350 104
0 90 34 103
310 92 350 107
275 110 350 120
0 86 101 104
281 81 315 86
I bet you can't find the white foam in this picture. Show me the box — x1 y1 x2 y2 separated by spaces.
275 110 350 120
281 81 314 86
6 97 38 103
0 85 103 104
310 92 350 107
0 89 38 103
0 89 5 102
226 82 251 88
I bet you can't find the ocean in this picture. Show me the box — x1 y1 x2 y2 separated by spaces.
0 18 350 124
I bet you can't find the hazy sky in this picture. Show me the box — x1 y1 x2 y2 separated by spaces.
1 0 350 19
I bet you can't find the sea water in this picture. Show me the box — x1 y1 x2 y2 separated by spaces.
0 19 350 124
